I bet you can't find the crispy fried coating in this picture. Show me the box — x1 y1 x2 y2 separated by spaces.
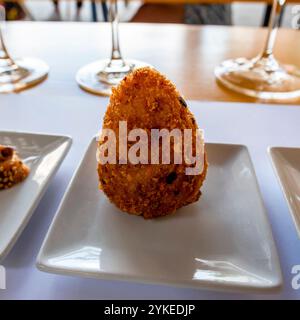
0 145 30 190
98 67 208 218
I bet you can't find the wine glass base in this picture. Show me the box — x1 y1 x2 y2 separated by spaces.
76 59 152 96
0 58 49 93
215 57 300 100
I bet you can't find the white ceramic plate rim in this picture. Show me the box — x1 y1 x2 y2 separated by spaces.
268 146 300 239
37 138 282 293
0 130 72 261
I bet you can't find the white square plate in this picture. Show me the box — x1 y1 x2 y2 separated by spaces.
37 139 282 293
269 147 300 238
0 131 72 261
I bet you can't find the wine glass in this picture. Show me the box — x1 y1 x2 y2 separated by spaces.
215 0 300 100
76 0 151 96
0 5 49 93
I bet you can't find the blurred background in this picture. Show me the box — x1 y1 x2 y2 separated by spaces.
0 0 298 28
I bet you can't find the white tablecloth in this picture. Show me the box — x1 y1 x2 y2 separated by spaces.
0 80 300 299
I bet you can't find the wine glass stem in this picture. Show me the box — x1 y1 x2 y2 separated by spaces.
109 0 123 62
0 8 14 65
261 0 285 58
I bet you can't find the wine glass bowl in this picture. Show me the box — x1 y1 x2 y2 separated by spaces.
0 57 49 93
0 6 49 93
215 0 300 101
215 55 300 100
76 0 152 96
76 58 150 96
97 59 134 85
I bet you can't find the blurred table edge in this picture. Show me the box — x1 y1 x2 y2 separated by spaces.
2 0 300 4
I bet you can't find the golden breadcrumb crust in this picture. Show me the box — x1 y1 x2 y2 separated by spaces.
0 146 30 190
98 67 208 218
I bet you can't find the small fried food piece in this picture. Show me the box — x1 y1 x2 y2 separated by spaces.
0 145 30 190
98 67 208 218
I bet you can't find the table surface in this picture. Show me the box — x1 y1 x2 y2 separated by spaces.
0 22 300 300
2 22 300 104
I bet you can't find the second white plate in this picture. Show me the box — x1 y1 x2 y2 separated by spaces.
0 131 72 261
269 147 300 238
37 139 282 293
